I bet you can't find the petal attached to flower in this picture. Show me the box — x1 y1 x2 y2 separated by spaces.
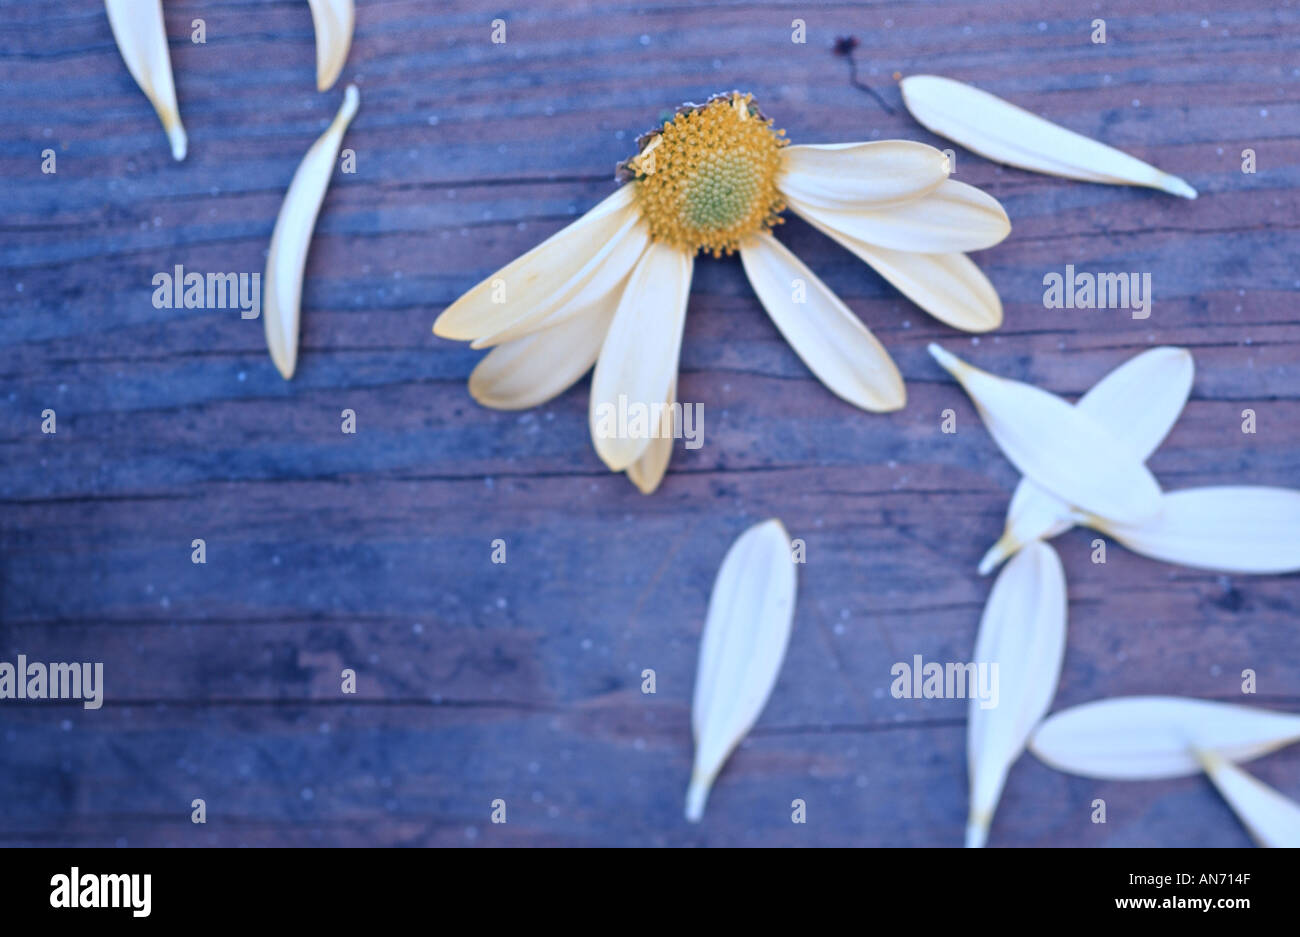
1196 749 1300 848
928 343 1162 524
588 242 693 472
687 518 797 822
433 186 640 342
105 0 187 160
786 180 1010 254
468 300 615 410
966 541 1067 848
1030 697 1300 780
979 347 1194 574
306 0 355 91
739 232 904 412
778 140 950 210
264 85 360 380
625 381 676 495
800 213 1002 331
900 74 1197 199
1085 486 1300 575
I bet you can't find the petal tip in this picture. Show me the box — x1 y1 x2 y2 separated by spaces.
168 124 188 162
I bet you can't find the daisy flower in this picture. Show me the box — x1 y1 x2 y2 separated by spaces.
434 92 1011 493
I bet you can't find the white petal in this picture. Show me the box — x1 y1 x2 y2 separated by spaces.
470 218 649 349
800 212 1001 331
468 301 614 410
979 347 1194 573
929 343 1162 523
433 187 639 342
263 85 359 380
778 141 950 210
900 75 1197 199
687 519 797 821
787 180 1010 254
105 0 186 160
739 232 904 412
625 381 676 495
966 542 1067 847
588 242 693 471
1030 697 1300 780
1088 486 1300 575
306 0 354 91
1196 749 1300 848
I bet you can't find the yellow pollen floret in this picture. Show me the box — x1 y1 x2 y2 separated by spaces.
628 93 788 257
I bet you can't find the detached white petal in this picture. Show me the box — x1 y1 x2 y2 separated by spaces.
433 187 642 343
306 0 354 91
900 75 1197 199
468 300 615 410
264 85 359 380
966 542 1067 848
105 0 186 160
1030 697 1300 780
778 141 950 210
1196 749 1300 848
589 242 693 472
687 519 797 821
787 180 1010 254
1087 486 1300 575
979 347 1194 574
928 343 1162 524
740 232 905 413
800 210 1001 331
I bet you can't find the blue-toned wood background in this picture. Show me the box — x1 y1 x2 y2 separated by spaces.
2 0 1298 846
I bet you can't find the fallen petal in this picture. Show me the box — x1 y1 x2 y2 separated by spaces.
1088 486 1300 575
966 541 1067 847
306 0 355 91
1030 696 1300 780
105 0 187 160
929 343 1162 524
687 518 797 821
264 84 359 379
1196 749 1300 848
900 74 1196 198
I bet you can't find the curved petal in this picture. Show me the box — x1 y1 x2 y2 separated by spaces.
468 300 615 410
306 0 355 91
739 233 904 412
589 242 693 472
105 0 186 160
777 140 950 210
1197 750 1300 848
625 381 677 495
433 186 637 342
803 209 1002 331
901 74 1196 199
787 180 1010 254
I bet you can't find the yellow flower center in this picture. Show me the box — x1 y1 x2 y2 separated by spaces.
626 93 788 257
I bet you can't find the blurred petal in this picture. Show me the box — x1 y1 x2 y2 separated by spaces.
1196 749 1300 848
105 0 186 160
901 74 1196 198
966 542 1067 847
1030 697 1300 780
589 242 693 472
929 344 1162 523
740 232 904 412
306 0 354 91
687 519 797 821
778 140 950 210
1088 486 1300 575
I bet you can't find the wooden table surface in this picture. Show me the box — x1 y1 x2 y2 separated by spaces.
2 0 1297 847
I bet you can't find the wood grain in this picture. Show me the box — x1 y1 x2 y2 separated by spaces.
1 0 1297 847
